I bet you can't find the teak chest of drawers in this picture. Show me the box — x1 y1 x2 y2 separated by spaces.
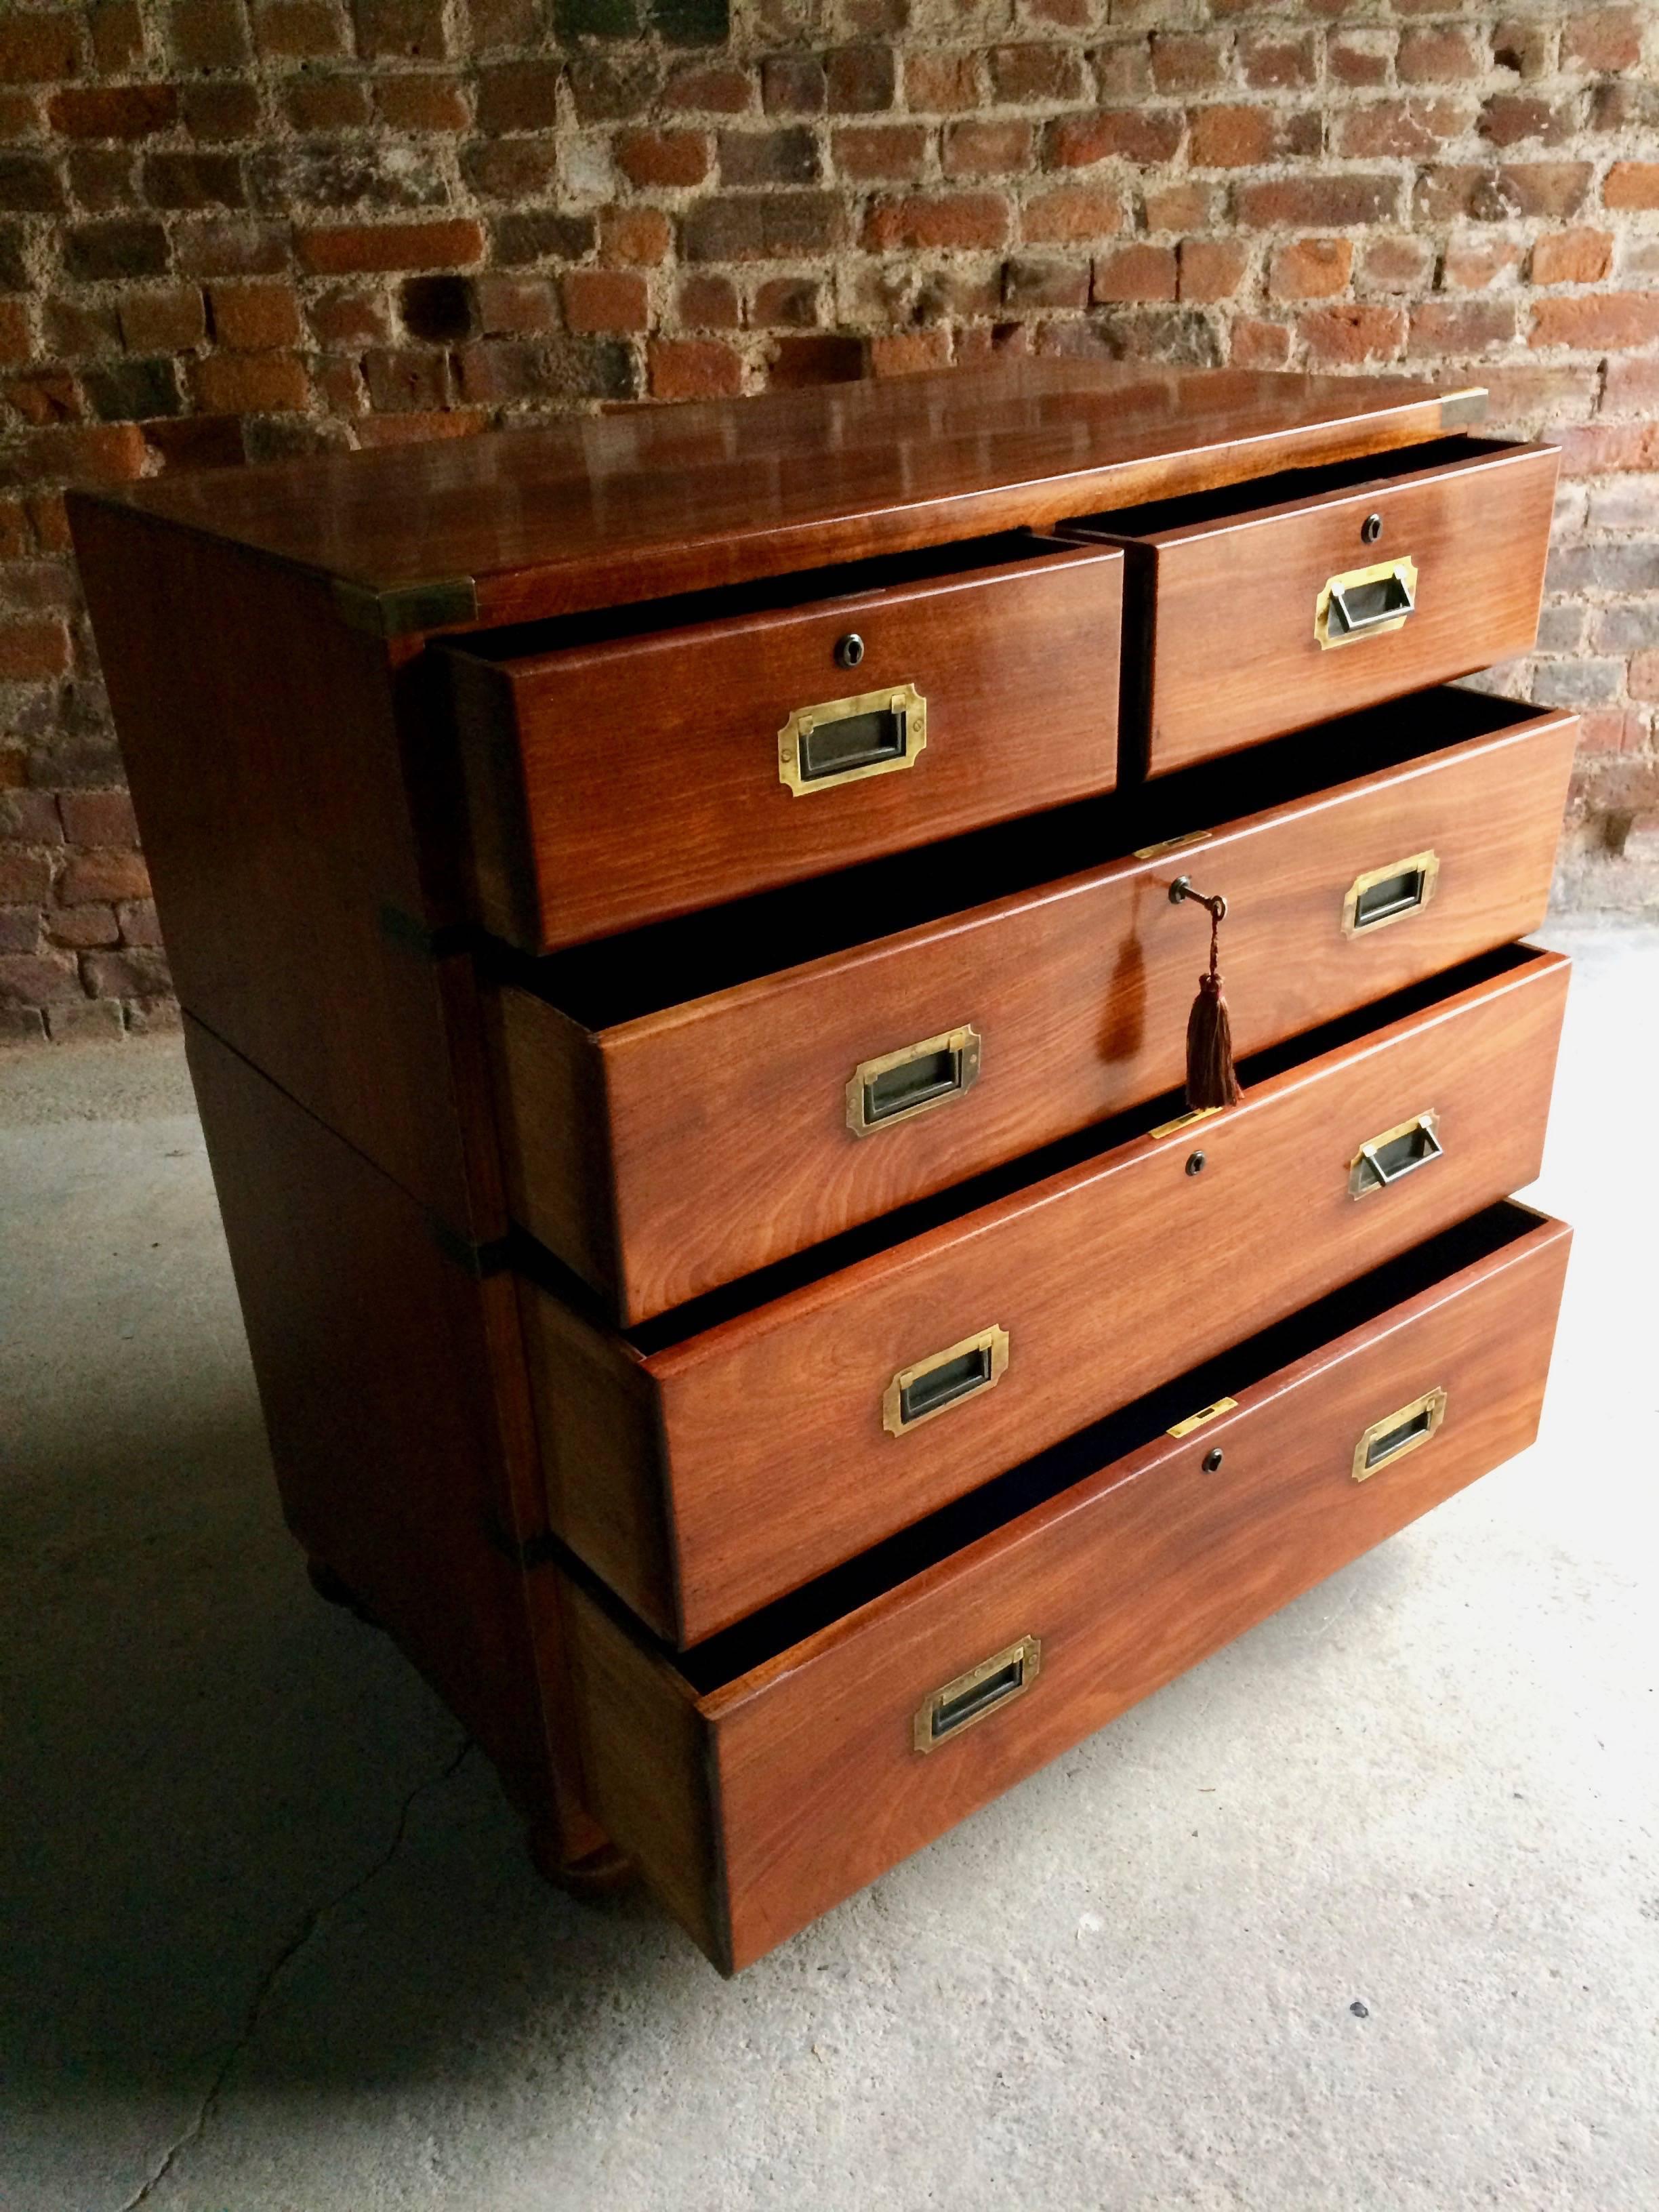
73 363 1573 1976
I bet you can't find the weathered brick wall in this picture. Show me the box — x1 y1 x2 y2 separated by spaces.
1 1 1655 1042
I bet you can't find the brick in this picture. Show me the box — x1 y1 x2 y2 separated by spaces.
1045 108 1183 169
762 56 825 115
869 329 952 377
1604 165 1659 212
1605 359 1659 417
353 0 447 59
377 74 469 131
680 192 840 262
768 333 863 387
720 127 819 187
863 192 1008 253
750 277 819 327
22 424 148 481
0 152 62 215
253 1 347 56
0 619 70 680
1328 33 1389 89
48 902 121 948
1360 237 1435 294
1529 229 1614 291
1409 299 1519 356
1298 305 1407 367
1003 255 1090 311
1534 294 1659 351
1 792 64 842
83 947 171 998
63 219 169 281
599 206 671 266
169 0 252 71
560 270 649 334
1442 238 1523 291
0 14 82 85
48 85 177 139
58 790 136 845
81 355 184 420
0 952 82 1006
173 218 287 278
1397 27 1482 82
47 996 125 1040
660 64 750 115
363 345 451 410
903 52 979 114
674 272 738 329
1021 184 1126 246
0 909 41 954
1091 36 1153 98
491 211 596 266
1143 184 1212 234
209 281 303 350
117 897 162 947
1480 94 1580 150
1190 104 1317 169
1150 33 1225 91
182 81 262 138
989 45 1084 106
308 287 392 346
1268 237 1352 301
5 371 80 428
1335 100 1475 160
88 2 147 74
1233 175 1399 228
1586 476 1659 531
1237 33 1317 90
833 125 926 184
1091 244 1177 304
1492 19 1555 79
142 152 247 211
615 129 709 190
1416 165 1592 223
117 286 207 353
64 146 137 213
283 75 372 129
0 1004 47 1043
461 138 559 201
0 851 50 903
943 121 1031 178
474 60 560 133
1562 7 1642 72
298 218 485 273
190 351 310 411
649 336 742 400
825 45 895 113
1178 239 1248 302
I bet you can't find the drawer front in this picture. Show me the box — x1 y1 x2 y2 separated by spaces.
1103 442 1558 777
493 701 1574 1324
554 1207 1571 1971
526 948 1568 1644
447 541 1124 953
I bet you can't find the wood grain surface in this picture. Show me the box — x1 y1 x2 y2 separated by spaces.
553 1204 1571 1971
493 696 1574 1323
80 362 1469 630
523 947 1569 1644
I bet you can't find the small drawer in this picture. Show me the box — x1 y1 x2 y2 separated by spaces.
443 531 1124 954
1065 436 1559 778
543 1200 1571 1972
519 943 1568 1647
487 690 1574 1324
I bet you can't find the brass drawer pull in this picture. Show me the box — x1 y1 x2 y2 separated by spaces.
1342 849 1440 936
1353 1387 1447 1481
883 1324 1009 1436
778 681 928 795
914 1634 1041 1753
846 1023 981 1136
1349 1110 1441 1199
1315 556 1417 650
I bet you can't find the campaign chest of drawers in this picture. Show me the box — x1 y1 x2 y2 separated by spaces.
72 363 1574 1976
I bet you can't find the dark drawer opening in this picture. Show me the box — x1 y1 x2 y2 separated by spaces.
631 1200 1550 1693
1061 434 1517 542
488 688 1553 1031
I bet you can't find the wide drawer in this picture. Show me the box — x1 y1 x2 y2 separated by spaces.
547 1201 1571 1972
490 691 1574 1325
443 531 1124 953
520 944 1568 1645
1066 436 1558 778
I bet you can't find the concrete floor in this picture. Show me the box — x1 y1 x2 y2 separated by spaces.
2 925 1655 2212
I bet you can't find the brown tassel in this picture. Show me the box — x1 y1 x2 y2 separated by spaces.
1175 882 1242 1112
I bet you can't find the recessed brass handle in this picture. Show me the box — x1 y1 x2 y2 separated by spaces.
914 1634 1041 1753
883 1324 1008 1437
1343 850 1440 935
1352 1387 1447 1481
1349 1110 1441 1199
778 681 927 795
1315 556 1418 650
846 1024 981 1137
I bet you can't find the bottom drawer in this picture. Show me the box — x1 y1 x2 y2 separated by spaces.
546 1201 1570 1974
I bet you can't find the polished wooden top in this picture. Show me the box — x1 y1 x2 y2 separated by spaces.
87 362 1479 632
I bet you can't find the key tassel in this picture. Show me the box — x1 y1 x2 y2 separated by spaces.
1172 878 1242 1113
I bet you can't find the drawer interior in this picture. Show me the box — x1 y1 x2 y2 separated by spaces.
591 1200 1555 1698
491 687 1549 1031
447 528 1080 668
518 940 1550 1357
1062 434 1519 541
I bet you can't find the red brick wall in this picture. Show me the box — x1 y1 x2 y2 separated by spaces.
1 1 1655 1043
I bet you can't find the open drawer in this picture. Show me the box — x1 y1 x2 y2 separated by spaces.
518 944 1568 1646
1064 436 1558 777
443 530 1123 953
544 1201 1571 1972
488 690 1574 1324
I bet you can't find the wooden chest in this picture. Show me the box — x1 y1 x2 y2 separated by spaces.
72 362 1572 1975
